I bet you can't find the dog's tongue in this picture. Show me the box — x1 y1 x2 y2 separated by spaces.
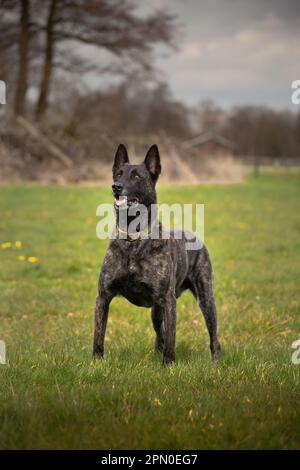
115 196 127 207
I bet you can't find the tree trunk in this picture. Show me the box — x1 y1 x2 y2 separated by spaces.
14 0 30 116
35 0 57 120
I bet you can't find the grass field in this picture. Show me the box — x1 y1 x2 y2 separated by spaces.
0 174 300 449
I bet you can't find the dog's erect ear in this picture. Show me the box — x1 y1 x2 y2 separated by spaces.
144 145 161 184
113 144 129 172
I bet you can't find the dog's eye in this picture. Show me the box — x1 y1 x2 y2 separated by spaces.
115 171 122 178
131 172 140 180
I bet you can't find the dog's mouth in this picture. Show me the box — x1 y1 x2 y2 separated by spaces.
114 195 139 208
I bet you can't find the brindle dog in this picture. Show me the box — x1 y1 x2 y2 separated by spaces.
93 144 221 366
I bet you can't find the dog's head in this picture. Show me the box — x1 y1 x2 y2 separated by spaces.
112 144 161 210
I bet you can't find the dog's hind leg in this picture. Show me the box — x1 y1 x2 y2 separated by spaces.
190 247 221 360
93 292 112 359
151 305 165 353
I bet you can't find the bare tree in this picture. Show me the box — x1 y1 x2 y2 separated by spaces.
1 0 20 114
14 0 30 116
35 0 57 118
34 0 176 119
1 0 43 116
145 83 191 138
224 106 300 158
196 100 225 133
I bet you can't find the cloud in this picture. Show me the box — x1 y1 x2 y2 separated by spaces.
153 1 300 108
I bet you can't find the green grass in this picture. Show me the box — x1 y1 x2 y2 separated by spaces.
0 174 300 449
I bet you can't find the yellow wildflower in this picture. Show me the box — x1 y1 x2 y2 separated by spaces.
18 255 25 262
28 256 39 264
1 242 12 249
153 398 162 406
15 241 22 248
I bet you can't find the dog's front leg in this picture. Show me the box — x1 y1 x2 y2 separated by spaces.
163 288 176 366
93 292 112 359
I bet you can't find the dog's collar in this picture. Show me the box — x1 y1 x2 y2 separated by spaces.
116 220 161 242
116 225 152 242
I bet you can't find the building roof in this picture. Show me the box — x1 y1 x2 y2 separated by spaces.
182 131 235 150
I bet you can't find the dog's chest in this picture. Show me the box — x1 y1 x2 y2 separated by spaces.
110 248 169 307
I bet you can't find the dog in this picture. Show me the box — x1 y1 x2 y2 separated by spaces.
93 144 221 366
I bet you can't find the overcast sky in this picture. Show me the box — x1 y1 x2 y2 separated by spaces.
140 0 300 109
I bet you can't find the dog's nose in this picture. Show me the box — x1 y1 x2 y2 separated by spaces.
112 182 123 194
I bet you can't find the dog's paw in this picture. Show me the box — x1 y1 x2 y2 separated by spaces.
93 350 104 360
211 342 221 361
163 355 176 367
